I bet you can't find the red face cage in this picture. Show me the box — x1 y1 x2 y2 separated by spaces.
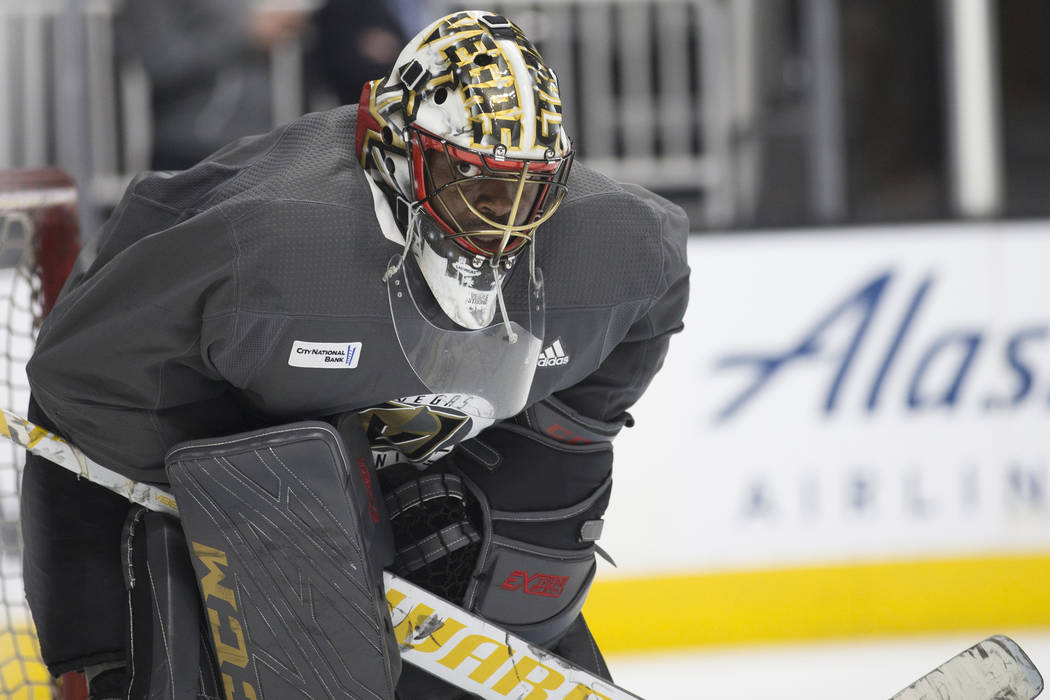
408 128 572 259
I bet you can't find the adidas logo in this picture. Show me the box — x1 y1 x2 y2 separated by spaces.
537 339 570 367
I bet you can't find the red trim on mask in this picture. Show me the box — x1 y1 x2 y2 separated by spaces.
355 81 381 164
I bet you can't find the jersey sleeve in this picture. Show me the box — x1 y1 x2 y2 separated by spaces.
554 184 690 424
26 181 245 481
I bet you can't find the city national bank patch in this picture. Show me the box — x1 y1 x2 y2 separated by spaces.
288 340 362 368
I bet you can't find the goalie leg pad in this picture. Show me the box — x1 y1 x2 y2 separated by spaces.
165 420 399 700
122 507 222 699
20 398 131 676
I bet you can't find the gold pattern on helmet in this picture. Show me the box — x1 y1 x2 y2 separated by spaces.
408 11 565 153
356 11 570 171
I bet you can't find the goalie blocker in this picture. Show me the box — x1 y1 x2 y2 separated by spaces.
158 419 401 699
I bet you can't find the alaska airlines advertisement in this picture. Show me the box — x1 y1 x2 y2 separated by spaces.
586 221 1050 650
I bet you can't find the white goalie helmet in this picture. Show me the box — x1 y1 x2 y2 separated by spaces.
356 9 573 330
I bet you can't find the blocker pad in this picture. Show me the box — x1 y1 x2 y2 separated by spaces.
165 420 399 699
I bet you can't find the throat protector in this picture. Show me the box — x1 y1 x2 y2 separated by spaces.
386 248 545 421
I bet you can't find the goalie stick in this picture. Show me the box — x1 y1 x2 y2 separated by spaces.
2 407 1044 700
891 635 1043 700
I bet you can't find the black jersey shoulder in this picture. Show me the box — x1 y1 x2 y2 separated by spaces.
129 105 363 215
124 107 397 319
535 161 689 311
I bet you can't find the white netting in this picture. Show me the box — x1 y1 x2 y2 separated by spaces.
0 211 39 609
0 175 78 698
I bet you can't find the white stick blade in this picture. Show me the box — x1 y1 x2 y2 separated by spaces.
891 635 1044 700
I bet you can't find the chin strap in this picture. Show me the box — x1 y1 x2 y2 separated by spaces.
490 261 518 344
491 219 543 345
381 201 420 284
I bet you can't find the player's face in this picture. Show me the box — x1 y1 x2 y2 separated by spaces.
424 149 540 255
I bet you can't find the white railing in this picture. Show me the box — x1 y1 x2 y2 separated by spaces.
0 0 138 216
425 0 760 227
0 0 1007 227
1 0 759 228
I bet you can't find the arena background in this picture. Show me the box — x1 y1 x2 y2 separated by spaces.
2 0 1048 697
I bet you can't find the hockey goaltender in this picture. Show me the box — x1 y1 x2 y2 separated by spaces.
22 10 689 699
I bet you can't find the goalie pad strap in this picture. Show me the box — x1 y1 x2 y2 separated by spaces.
384 473 469 519
165 420 399 700
394 522 482 574
490 475 611 523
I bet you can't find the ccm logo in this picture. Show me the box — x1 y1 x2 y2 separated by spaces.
192 542 261 699
501 570 570 598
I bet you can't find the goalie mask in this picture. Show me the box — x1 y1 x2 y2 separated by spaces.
356 10 572 419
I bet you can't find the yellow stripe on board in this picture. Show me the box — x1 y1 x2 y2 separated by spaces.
584 554 1050 653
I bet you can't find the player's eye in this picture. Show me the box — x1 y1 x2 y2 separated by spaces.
455 161 482 177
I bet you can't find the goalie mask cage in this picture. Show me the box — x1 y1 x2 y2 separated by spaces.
0 169 81 699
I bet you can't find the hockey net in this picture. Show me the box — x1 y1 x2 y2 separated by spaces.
0 169 81 699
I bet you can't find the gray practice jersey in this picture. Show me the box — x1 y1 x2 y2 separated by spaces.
27 106 690 484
